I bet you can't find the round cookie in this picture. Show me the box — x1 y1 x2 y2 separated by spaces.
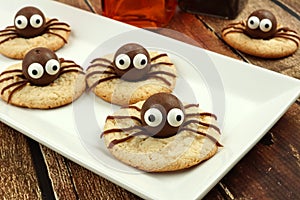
86 43 177 105
222 9 300 58
101 93 221 172
222 29 299 58
0 47 86 109
0 6 71 59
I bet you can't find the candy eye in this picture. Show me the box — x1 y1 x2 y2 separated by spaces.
259 18 272 32
144 108 163 127
45 59 60 75
28 63 44 79
167 108 184 127
15 15 28 29
133 54 148 69
30 14 43 28
115 54 131 70
247 16 260 29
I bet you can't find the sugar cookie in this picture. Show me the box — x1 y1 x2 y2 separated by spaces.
222 9 299 58
101 93 222 172
0 47 85 109
0 6 71 59
86 43 177 105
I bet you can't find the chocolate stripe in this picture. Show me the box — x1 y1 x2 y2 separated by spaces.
1 80 27 95
87 63 113 71
7 81 28 103
0 69 22 76
181 119 221 134
184 104 199 109
179 127 222 147
86 70 114 79
121 105 142 112
0 76 15 83
151 53 168 61
185 112 217 120
87 75 119 91
107 115 142 123
91 58 112 64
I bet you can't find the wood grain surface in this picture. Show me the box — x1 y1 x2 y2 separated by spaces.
0 0 299 199
0 123 41 199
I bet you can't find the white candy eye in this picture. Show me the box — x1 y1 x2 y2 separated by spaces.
30 14 43 28
259 18 272 32
133 54 148 69
167 108 184 127
144 108 163 127
247 16 260 29
15 15 28 29
28 63 44 79
45 59 60 75
115 54 131 70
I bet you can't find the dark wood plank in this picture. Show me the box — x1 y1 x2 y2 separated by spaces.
86 0 103 14
275 0 300 17
199 0 300 79
203 185 227 200
40 145 78 199
216 103 300 199
54 0 93 12
165 11 242 60
41 145 141 199
67 161 142 199
0 122 41 199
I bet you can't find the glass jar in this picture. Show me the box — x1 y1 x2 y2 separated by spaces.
102 0 177 27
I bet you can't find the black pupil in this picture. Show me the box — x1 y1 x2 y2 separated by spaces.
265 24 269 28
148 115 155 122
119 59 125 65
36 19 40 24
250 20 254 25
141 59 146 65
17 20 22 25
176 115 182 122
32 70 38 76
52 65 58 71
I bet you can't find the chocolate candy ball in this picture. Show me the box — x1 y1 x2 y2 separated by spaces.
22 47 60 86
112 43 151 81
141 93 185 138
14 6 46 38
245 9 277 39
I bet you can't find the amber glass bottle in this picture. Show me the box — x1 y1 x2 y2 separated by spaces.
102 0 177 27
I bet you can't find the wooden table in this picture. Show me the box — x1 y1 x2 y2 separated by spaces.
1 0 299 199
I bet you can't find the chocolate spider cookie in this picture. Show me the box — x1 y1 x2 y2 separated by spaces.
86 43 177 105
0 6 71 59
222 9 300 58
101 93 222 172
0 47 85 109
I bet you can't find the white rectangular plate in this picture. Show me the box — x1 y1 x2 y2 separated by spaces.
1 0 300 199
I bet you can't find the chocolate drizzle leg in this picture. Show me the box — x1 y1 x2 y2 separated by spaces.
102 93 222 148
86 43 176 91
222 9 300 45
0 47 85 103
0 6 70 45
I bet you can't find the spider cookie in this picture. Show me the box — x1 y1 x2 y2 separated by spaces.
0 47 86 109
101 93 222 172
222 9 300 58
0 6 71 59
86 43 177 105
